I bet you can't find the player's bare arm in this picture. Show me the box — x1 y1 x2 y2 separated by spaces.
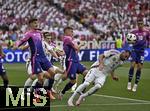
73 41 85 52
19 45 29 50
54 47 65 56
0 45 5 58
110 70 119 81
98 54 105 70
48 49 59 59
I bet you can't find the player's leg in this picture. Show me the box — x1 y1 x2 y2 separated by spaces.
60 79 76 99
77 63 88 82
41 59 61 100
52 73 62 93
71 75 78 93
1 74 9 88
29 58 46 103
132 63 142 92
127 51 136 90
42 71 56 100
76 84 102 106
52 66 64 93
24 75 36 88
0 64 9 88
24 61 36 89
31 58 44 88
41 58 55 91
53 57 67 89
46 67 55 90
21 61 37 100
53 66 64 74
1 73 12 95
76 71 105 106
42 68 56 100
59 62 77 100
76 63 88 92
22 75 36 100
127 61 136 90
68 69 95 106
132 53 144 92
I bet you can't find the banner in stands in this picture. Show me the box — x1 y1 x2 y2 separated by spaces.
2 48 150 63
56 41 116 49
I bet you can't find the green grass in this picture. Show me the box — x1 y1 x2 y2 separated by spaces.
0 62 150 111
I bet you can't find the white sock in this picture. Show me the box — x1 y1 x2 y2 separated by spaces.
54 74 62 81
69 82 89 100
53 74 62 88
56 78 62 86
24 78 33 88
31 79 38 87
43 79 49 87
71 83 77 91
30 78 38 92
82 84 101 98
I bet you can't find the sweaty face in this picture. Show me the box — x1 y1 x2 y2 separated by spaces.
120 52 130 61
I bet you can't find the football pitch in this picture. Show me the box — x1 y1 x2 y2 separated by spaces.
0 62 150 111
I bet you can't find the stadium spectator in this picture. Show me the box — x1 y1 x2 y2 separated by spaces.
0 0 149 48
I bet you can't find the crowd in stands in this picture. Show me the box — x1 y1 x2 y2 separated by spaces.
0 0 149 48
54 0 149 41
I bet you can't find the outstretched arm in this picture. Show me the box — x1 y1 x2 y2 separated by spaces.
13 32 30 49
0 45 5 58
19 44 30 51
98 54 105 70
49 49 59 59
73 41 85 51
110 70 119 81
65 38 85 51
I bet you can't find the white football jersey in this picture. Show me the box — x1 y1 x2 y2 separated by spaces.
42 40 53 61
91 49 123 75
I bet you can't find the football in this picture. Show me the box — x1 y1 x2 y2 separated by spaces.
126 33 137 43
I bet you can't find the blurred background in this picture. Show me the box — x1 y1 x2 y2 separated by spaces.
0 1 150 111
0 0 149 49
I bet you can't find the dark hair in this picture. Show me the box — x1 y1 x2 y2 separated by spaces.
43 31 49 35
43 32 51 38
28 18 38 24
137 18 143 23
124 50 131 55
64 26 73 32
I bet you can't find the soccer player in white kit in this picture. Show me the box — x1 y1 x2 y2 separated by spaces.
68 49 131 106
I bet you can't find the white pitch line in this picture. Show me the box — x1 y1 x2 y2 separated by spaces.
51 102 150 108
1 102 150 110
0 84 18 86
93 94 150 103
0 106 50 110
1 84 150 103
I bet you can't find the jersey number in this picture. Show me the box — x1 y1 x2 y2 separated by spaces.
138 36 143 40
